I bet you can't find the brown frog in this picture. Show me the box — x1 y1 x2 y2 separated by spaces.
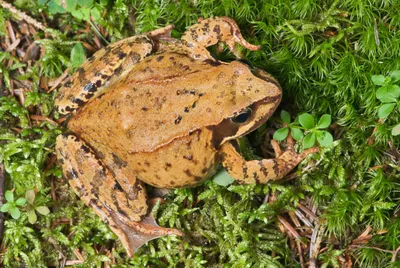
55 17 318 256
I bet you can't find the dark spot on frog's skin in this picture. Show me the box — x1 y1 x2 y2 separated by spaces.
85 92 95 100
175 115 182 124
204 59 221 66
201 167 208 174
95 80 102 87
156 55 164 62
155 174 161 180
76 67 85 75
97 93 105 99
142 107 148 111
183 155 193 161
170 181 176 186
118 52 127 59
101 74 109 80
169 56 175 60
115 66 123 75
87 55 95 63
164 162 172 171
112 153 127 168
131 52 141 62
83 82 97 93
113 181 124 192
184 107 189 113
144 67 154 73
184 169 203 182
68 168 79 180
72 98 85 107
258 161 269 177
64 81 72 88
144 161 150 167
253 172 260 184
192 101 197 108
80 144 91 154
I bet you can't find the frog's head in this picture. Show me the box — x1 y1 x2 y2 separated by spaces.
209 60 282 147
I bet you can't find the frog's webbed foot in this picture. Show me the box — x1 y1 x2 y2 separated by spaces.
56 134 182 257
181 16 261 60
108 211 183 257
220 134 319 184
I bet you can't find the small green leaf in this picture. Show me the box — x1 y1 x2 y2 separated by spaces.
316 114 331 129
71 9 84 19
28 210 37 224
38 0 49 5
392 123 400 136
273 127 289 141
66 0 77 12
378 103 396 118
372 75 386 85
281 110 291 124
25 190 35 204
388 85 400 98
299 113 315 130
0 203 11 212
9 207 21 219
90 7 101 21
376 86 398 103
290 127 304 140
5 190 13 202
391 70 400 82
213 170 235 186
79 0 94 7
70 43 86 69
15 198 26 207
303 132 316 149
36 206 50 215
316 131 333 147
80 7 91 20
48 1 66 14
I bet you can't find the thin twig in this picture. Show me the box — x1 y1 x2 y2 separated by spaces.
0 0 61 38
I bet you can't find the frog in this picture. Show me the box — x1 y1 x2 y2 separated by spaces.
55 17 318 257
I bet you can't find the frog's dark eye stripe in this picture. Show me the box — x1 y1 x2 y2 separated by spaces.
230 108 252 124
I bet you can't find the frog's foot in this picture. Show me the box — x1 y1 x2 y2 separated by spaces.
56 134 182 257
181 16 261 60
220 135 318 184
107 211 183 257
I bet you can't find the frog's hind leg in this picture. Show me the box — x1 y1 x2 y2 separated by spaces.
181 16 261 60
55 134 182 257
220 135 319 184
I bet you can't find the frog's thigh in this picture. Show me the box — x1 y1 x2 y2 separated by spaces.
56 35 154 115
55 134 147 222
220 142 316 184
82 138 147 205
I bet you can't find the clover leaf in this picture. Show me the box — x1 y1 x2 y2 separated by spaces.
0 190 27 219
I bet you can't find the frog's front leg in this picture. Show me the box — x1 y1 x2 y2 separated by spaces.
56 134 182 257
220 136 318 183
181 16 261 60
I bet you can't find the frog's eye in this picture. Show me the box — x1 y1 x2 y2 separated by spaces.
238 59 255 70
230 108 252 124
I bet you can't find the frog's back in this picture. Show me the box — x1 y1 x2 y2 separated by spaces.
68 52 280 153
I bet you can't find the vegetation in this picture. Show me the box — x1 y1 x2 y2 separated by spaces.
0 0 399 266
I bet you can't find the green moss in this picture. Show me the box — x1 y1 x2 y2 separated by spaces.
0 0 399 266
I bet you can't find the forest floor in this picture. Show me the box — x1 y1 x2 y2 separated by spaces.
0 0 400 267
